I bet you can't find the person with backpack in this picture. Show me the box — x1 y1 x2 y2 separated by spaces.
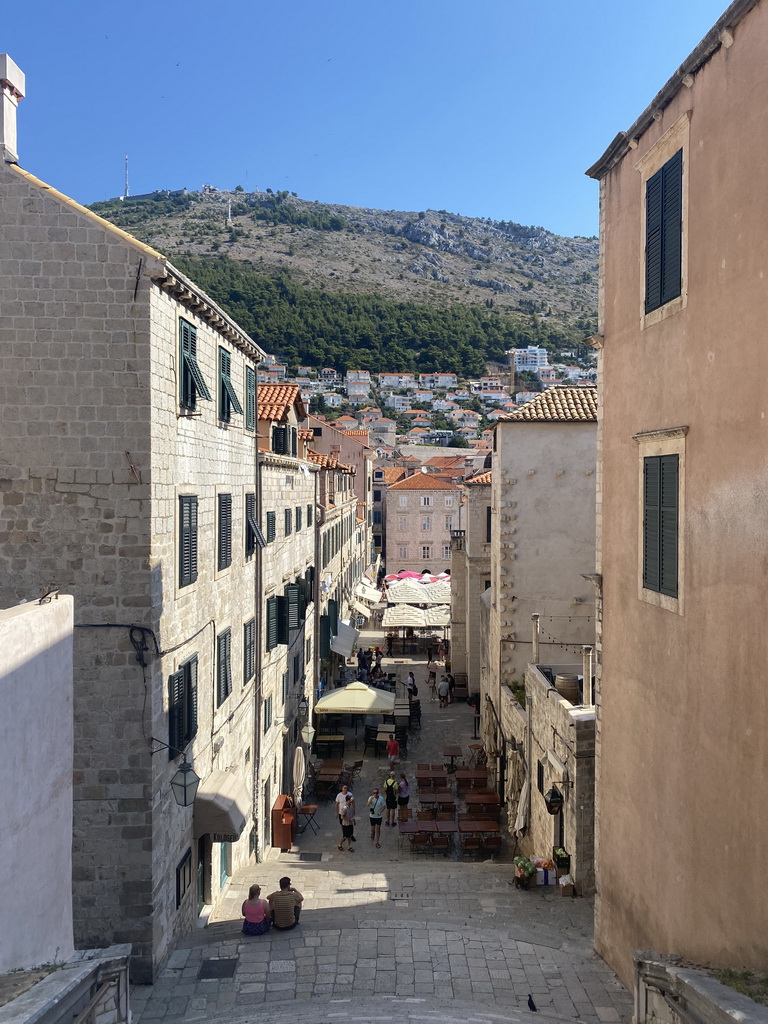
383 770 399 827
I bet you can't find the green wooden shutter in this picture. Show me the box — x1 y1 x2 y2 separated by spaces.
245 366 256 431
180 319 212 407
328 598 338 633
291 427 298 457
218 348 243 420
187 657 198 739
276 595 288 644
284 508 292 536
307 503 313 527
245 493 256 556
486 505 492 543
266 511 276 543
168 670 184 756
272 425 287 454
218 493 232 570
643 455 678 597
266 596 278 651
217 629 232 706
319 614 331 658
645 149 682 313
286 584 301 630
295 506 302 532
179 495 198 587
243 619 255 683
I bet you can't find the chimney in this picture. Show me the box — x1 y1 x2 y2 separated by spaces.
0 54 25 164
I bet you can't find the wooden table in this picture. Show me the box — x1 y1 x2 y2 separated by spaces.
418 791 455 808
457 819 500 833
455 769 489 788
399 820 437 834
464 791 500 806
443 745 463 771
415 769 449 786
315 735 345 757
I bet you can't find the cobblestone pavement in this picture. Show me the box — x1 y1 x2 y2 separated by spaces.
132 633 632 1024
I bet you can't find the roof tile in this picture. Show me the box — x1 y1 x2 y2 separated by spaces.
500 383 597 423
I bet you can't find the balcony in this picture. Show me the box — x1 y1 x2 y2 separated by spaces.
450 529 465 551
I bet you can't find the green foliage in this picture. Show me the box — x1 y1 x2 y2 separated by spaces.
89 192 192 228
448 434 470 448
174 256 575 376
250 192 346 231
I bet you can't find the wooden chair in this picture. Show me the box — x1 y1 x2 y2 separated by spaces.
482 836 502 859
409 833 430 855
416 810 433 821
417 763 429 770
436 811 454 821
462 836 482 857
351 760 364 778
432 835 450 856
399 807 412 821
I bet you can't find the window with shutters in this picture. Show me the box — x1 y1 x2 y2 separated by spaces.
216 628 232 707
307 503 313 527
286 584 301 631
373 489 381 501
218 347 243 422
263 695 272 734
276 595 288 645
398 545 408 560
328 598 338 633
245 492 264 556
634 426 686 613
266 511 276 543
266 596 279 651
284 508 292 536
272 425 287 454
373 510 382 525
243 619 255 684
318 614 331 658
281 670 289 704
179 319 212 411
290 427 298 457
399 496 407 507
445 496 453 507
168 655 198 754
645 149 682 314
295 506 302 532
176 849 193 909
422 516 431 532
420 496 433 507
638 115 689 327
445 514 453 531
398 515 407 532
217 493 232 570
486 505 492 543
421 545 432 560
245 365 256 431
179 495 198 588
442 544 451 559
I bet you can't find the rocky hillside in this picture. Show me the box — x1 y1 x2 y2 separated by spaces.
89 188 598 331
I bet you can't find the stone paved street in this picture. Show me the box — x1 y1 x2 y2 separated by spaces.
131 634 632 1024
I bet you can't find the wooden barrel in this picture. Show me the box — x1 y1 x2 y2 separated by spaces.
555 674 580 704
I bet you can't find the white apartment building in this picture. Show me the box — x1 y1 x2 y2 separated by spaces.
508 346 549 371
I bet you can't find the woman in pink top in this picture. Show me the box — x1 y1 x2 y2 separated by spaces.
241 883 272 936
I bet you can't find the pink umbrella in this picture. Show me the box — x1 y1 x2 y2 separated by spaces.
399 570 422 579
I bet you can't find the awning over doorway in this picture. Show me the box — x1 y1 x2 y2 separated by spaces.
193 770 250 840
352 600 371 620
330 620 360 657
354 581 382 605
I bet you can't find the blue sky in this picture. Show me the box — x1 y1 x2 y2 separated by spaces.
4 0 727 237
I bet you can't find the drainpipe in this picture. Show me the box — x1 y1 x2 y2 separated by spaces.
582 645 593 706
526 692 533 833
531 613 540 664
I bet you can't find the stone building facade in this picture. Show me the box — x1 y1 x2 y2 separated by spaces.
0 130 263 980
586 0 768 984
385 474 462 575
256 385 317 856
450 469 492 695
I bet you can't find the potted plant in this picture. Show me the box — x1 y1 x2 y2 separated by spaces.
553 847 571 871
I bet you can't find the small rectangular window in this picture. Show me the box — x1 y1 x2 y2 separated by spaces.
176 848 193 909
245 365 256 431
373 510 382 525
263 695 272 734
266 511 276 543
643 454 679 597
218 347 243 422
272 425 287 454
284 507 292 536
307 503 314 527
295 506 302 532
645 149 683 314
420 496 433 507
399 496 408 508
243 619 255 684
445 515 453 530
245 492 265 555
445 496 453 507
179 319 212 410
442 544 451 559
486 505 492 544
421 545 431 560
286 584 301 631
266 596 278 651
217 493 232 570
179 495 198 588
373 489 381 501
422 516 431 531
216 628 232 707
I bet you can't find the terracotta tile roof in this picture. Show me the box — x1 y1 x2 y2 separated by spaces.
388 473 461 491
306 448 354 473
500 383 597 423
423 456 466 468
374 467 408 484
466 470 492 486
340 429 369 438
298 428 314 440
257 383 306 421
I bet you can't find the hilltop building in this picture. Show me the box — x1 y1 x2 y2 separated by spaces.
385 472 461 574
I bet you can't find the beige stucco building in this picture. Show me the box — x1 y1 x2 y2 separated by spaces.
0 597 75 972
385 473 462 574
586 0 768 984
0 68 264 980
450 468 492 695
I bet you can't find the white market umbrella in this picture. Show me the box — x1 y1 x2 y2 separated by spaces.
292 746 306 807
314 680 395 715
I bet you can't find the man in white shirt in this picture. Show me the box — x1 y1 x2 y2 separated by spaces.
334 784 355 842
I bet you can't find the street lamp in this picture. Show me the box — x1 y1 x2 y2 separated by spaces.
149 739 201 807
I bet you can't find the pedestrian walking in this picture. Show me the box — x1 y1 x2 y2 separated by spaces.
437 675 450 708
335 784 355 842
338 793 355 852
428 672 437 702
384 770 398 827
427 645 434 662
406 671 416 701
367 788 386 847
386 732 400 768
447 672 455 704
386 634 394 657
398 774 410 819
241 884 272 936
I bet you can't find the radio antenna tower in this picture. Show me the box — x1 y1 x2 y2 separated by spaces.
124 154 129 199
